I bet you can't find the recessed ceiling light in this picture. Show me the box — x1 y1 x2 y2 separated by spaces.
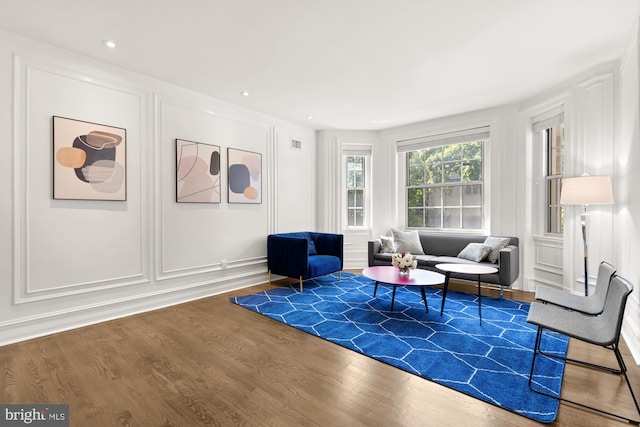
307 115 313 120
103 40 117 49
241 91 249 97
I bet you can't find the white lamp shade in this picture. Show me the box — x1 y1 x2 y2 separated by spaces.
560 175 614 206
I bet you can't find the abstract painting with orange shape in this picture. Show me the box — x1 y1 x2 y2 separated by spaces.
228 148 261 204
176 139 221 203
53 116 126 200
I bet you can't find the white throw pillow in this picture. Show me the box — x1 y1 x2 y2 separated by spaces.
378 235 396 253
457 243 491 262
390 229 425 255
484 236 511 263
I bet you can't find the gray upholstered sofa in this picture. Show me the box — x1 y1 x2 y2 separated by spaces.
368 231 519 292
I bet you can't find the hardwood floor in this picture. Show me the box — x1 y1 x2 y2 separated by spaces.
1 273 638 426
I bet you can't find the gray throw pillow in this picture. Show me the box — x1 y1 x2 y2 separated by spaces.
457 243 491 262
484 236 511 263
390 229 425 255
378 236 396 253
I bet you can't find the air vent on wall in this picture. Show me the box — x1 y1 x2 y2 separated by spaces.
291 139 302 150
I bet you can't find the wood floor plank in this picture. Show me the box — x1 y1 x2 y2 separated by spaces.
0 274 638 426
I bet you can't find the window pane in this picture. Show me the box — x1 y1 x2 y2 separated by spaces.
355 158 364 187
443 208 461 229
348 190 355 207
408 151 425 185
443 186 460 206
425 187 442 206
548 177 561 207
462 184 482 206
355 190 363 206
443 162 462 183
548 206 564 234
463 141 482 160
548 124 564 176
426 163 443 184
355 208 364 227
462 207 482 229
408 188 424 207
462 159 482 182
442 144 462 161
425 208 442 228
408 208 424 227
424 146 443 162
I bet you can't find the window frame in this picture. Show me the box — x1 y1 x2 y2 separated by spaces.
398 127 489 232
341 145 372 230
345 155 366 228
533 111 565 237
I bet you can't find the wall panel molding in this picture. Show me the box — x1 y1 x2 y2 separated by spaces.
12 54 149 304
0 270 267 347
153 95 270 280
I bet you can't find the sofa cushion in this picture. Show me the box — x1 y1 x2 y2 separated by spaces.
378 235 396 253
391 229 425 255
484 236 511 263
428 256 495 268
457 243 491 262
308 255 341 277
415 254 438 266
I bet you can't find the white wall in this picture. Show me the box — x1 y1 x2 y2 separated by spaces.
617 19 640 363
0 30 316 346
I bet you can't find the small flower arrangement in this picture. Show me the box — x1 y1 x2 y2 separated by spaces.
392 252 417 274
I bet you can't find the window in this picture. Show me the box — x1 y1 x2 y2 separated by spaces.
398 126 488 230
405 141 484 229
346 155 365 227
544 123 565 234
534 112 565 235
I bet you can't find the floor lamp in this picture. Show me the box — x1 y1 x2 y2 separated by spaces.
560 175 614 296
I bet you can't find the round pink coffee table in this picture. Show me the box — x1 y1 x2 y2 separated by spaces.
362 266 445 312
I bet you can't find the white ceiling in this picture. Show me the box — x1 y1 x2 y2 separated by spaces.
1 0 638 130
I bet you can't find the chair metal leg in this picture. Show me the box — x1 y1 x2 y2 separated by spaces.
268 270 271 285
529 327 640 424
299 276 303 292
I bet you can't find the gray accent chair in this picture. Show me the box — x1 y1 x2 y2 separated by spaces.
535 261 616 315
527 274 639 424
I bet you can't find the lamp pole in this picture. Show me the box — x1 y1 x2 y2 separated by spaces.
580 207 588 296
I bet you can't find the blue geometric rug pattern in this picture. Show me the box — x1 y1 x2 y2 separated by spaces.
231 272 569 423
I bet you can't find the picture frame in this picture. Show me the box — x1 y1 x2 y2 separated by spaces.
53 116 127 201
227 148 262 204
176 139 221 203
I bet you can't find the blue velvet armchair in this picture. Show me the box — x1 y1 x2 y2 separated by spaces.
267 232 344 291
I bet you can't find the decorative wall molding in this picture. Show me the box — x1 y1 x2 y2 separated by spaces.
12 54 150 304
0 269 268 347
153 95 270 281
267 126 277 234
532 236 563 274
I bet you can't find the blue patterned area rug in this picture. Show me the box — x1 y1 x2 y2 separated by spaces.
231 272 569 423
